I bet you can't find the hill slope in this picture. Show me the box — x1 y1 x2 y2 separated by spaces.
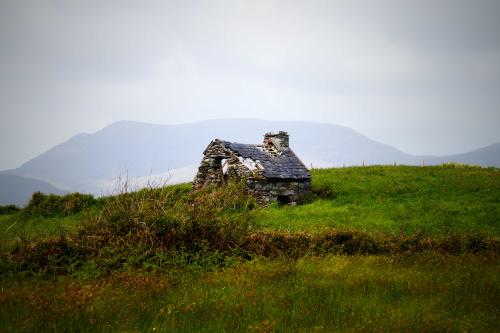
0 173 64 206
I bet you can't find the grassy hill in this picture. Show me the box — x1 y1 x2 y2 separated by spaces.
260 164 500 235
0 165 499 332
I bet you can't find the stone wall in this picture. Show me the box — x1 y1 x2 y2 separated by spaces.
247 178 311 204
193 141 231 189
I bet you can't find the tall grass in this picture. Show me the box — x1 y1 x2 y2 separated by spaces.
3 181 258 275
0 253 498 332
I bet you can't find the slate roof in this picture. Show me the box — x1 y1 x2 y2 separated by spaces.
218 140 310 180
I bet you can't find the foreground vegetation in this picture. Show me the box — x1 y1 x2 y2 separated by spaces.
0 165 499 332
1 254 498 332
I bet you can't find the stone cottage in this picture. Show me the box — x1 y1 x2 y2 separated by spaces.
193 131 311 204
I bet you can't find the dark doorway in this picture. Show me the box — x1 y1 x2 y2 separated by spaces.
277 195 291 205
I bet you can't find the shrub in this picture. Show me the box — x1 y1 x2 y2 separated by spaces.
23 192 96 217
0 204 20 215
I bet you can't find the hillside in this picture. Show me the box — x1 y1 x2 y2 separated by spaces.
0 173 64 206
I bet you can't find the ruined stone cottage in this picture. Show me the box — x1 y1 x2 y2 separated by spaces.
193 131 311 204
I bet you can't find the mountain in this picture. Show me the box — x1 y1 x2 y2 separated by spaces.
0 173 65 206
2 119 499 199
428 142 500 167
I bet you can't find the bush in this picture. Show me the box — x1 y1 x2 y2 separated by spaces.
23 192 96 217
0 204 20 215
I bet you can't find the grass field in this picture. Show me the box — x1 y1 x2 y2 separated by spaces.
0 165 499 332
258 165 500 235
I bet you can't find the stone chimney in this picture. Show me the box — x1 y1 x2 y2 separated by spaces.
264 131 289 150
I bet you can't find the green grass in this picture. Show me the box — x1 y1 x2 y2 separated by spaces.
0 213 82 247
0 253 498 332
258 166 500 235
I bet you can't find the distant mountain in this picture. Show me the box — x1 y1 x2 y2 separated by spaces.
2 119 499 200
428 142 500 167
0 173 64 206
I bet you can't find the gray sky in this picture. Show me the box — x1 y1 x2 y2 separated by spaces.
1 0 500 170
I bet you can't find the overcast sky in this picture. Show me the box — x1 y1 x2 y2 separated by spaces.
1 0 499 170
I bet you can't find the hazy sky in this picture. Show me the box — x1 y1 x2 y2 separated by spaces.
1 0 500 170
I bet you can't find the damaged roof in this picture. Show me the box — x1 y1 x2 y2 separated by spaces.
218 140 310 179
